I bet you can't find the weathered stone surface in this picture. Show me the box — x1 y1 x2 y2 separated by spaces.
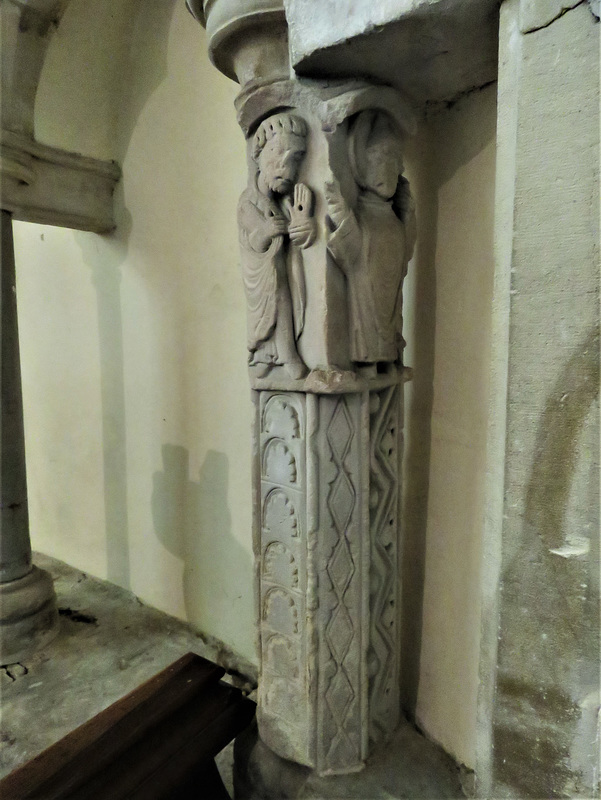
1 131 120 233
186 0 289 84
253 383 404 775
283 0 499 106
520 0 599 32
0 566 58 665
484 2 600 797
227 69 415 778
189 0 418 783
188 0 499 106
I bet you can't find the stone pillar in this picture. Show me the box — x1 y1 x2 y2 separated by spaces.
188 0 415 789
477 1 600 796
0 211 58 664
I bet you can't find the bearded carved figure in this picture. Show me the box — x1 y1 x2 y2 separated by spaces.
238 113 316 380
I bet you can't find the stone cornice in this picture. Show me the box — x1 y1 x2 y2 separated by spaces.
1 131 121 233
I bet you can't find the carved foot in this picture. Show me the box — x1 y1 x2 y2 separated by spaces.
305 367 359 393
283 360 307 380
250 363 273 379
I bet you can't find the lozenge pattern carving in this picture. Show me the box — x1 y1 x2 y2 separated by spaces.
317 394 364 773
368 386 401 745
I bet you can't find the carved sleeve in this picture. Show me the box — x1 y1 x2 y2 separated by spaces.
238 192 284 254
325 181 362 273
327 212 362 274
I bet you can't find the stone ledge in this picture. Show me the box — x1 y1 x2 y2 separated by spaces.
1 131 121 233
284 0 500 107
0 552 256 791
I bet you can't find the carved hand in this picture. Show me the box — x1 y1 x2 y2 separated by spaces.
286 183 316 248
266 215 288 238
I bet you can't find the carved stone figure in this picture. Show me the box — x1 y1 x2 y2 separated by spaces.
238 113 316 380
326 110 416 369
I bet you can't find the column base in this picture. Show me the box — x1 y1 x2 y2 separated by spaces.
0 565 59 664
233 720 465 800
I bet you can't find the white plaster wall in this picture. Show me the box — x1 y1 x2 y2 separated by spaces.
402 85 497 769
14 0 255 662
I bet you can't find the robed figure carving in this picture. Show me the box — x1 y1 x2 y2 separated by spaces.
326 110 416 368
238 113 316 380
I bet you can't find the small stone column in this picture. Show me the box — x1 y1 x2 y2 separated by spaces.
188 0 415 789
0 211 58 664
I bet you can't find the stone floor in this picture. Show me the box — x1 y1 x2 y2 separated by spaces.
0 554 468 799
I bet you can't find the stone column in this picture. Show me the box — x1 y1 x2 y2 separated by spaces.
0 211 58 664
188 0 415 789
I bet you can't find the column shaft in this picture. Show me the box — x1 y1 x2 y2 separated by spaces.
0 211 58 664
0 210 31 583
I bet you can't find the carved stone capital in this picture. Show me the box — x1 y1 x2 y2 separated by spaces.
236 79 415 391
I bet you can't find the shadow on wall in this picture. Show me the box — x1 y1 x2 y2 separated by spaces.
401 124 438 720
114 0 177 162
75 190 133 589
70 0 177 589
152 446 253 636
401 89 497 722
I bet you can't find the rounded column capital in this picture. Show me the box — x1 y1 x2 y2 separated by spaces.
186 0 289 87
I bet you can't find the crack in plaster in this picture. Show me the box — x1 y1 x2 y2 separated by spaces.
523 0 598 34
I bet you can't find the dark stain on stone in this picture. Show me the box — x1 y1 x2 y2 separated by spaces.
493 326 600 796
58 607 98 625
525 325 599 552
0 730 16 747
494 724 575 798
497 677 579 727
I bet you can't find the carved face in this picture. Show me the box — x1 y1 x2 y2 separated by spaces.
362 137 403 200
257 133 306 196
